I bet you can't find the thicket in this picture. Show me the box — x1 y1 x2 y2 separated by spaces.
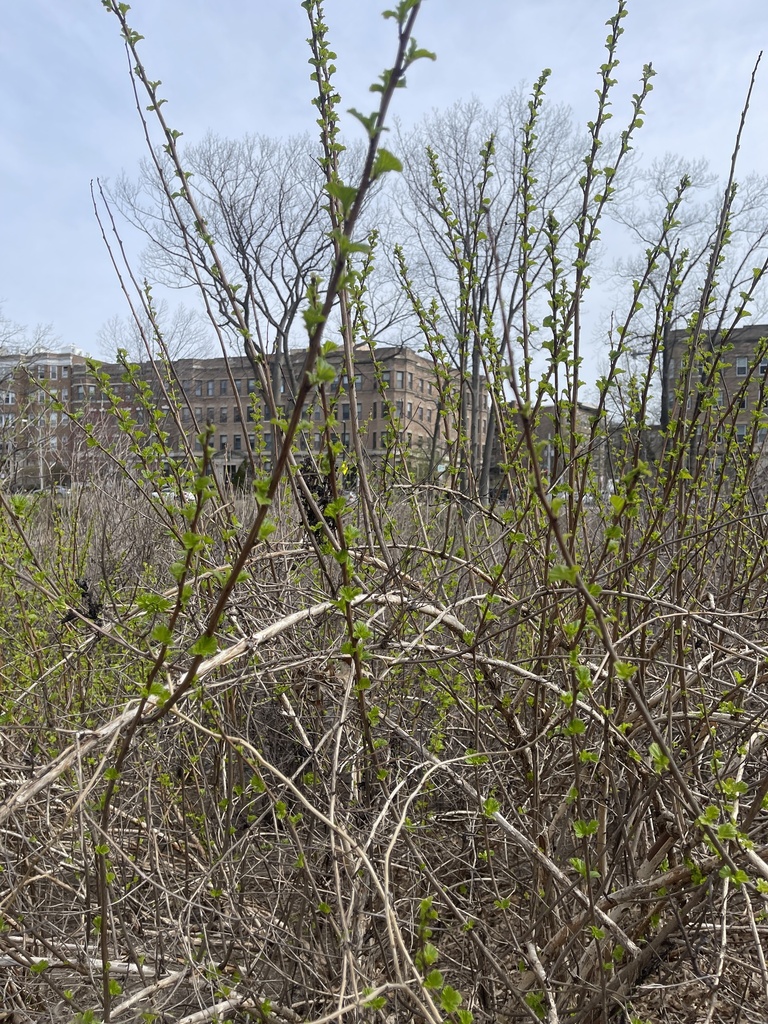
2 2 768 1022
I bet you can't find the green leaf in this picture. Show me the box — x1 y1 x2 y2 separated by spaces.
548 563 578 584
424 968 443 990
326 180 358 213
372 147 403 178
151 623 173 646
190 635 218 657
440 986 462 1013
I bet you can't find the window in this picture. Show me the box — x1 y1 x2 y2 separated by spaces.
62 366 69 378
248 379 256 394
760 359 768 376
418 406 423 421
206 407 215 423
220 379 228 395
427 408 432 423
234 407 241 422
195 407 203 421
408 372 413 388
206 380 215 396
372 402 377 420
428 382 433 395
419 378 424 392
396 400 403 416
396 370 405 388
739 394 748 411
342 403 350 421
407 401 413 416
736 355 748 377
62 389 68 402
220 434 228 449
195 381 202 397
233 434 242 451
736 423 748 443
759 428 767 444
50 366 58 380
382 370 391 387
357 402 362 417
181 407 189 422
220 407 228 422
372 431 377 449
716 389 724 408
234 379 243 395
407 432 412 444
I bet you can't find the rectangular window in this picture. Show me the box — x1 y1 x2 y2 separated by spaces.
357 402 362 417
382 370 391 387
234 407 241 422
206 407 215 423
342 403 350 421
248 379 256 394
372 431 377 449
234 379 243 395
407 401 413 416
372 402 377 420
220 434 228 449
220 407 228 422
181 407 189 422
419 378 424 392
195 406 203 421
736 355 748 377
736 423 748 442
427 408 432 423
408 372 413 388
62 366 69 378
761 359 768 376
62 389 68 402
220 379 228 395
233 434 242 451
428 382 433 395
396 370 405 388
396 400 403 416
249 434 256 449
195 381 202 397
739 394 748 410
418 406 423 421
50 366 58 380
206 380 215 396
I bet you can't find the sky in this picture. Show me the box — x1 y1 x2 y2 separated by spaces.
1 0 767 367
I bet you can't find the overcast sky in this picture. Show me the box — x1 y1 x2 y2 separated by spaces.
1 0 766 365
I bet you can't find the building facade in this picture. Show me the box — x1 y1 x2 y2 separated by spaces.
0 344 486 487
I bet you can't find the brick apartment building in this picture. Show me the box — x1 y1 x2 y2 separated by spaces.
666 323 768 447
0 344 487 488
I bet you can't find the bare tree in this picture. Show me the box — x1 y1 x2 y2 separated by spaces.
96 300 214 363
609 154 768 428
392 87 586 496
